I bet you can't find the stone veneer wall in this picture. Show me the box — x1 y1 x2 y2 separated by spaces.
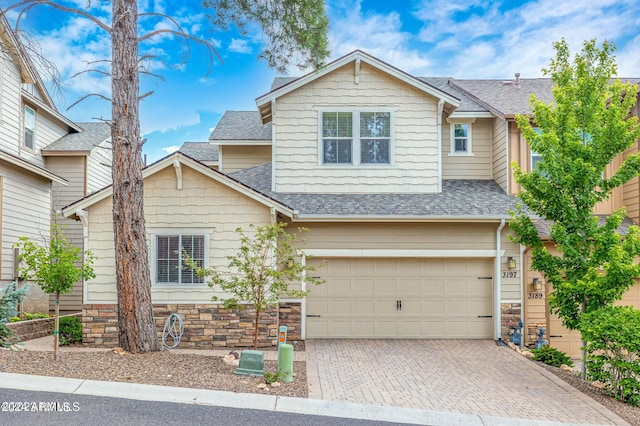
82 303 300 348
7 313 81 341
501 302 522 343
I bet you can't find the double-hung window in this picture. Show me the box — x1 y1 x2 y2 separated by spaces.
449 122 472 155
530 127 543 171
320 109 393 165
155 234 205 285
24 106 35 151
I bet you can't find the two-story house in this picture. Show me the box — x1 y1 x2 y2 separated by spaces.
0 17 112 313
64 51 640 356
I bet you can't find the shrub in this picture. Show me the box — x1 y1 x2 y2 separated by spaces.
0 282 29 347
263 370 283 384
58 316 82 346
531 346 574 368
581 306 640 406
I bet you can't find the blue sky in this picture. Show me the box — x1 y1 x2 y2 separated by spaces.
4 0 640 162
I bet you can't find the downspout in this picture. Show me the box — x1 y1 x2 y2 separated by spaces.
505 120 510 194
437 99 444 193
76 209 89 305
495 218 506 340
519 243 525 345
271 99 277 192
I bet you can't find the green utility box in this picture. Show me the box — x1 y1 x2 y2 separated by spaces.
277 344 294 383
234 350 264 376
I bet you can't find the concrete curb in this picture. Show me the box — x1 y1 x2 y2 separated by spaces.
0 372 598 426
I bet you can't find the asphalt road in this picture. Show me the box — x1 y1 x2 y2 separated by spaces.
0 389 407 426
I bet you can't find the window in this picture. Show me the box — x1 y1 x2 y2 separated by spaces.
530 127 543 170
24 106 35 150
450 123 472 155
320 110 393 165
156 234 205 285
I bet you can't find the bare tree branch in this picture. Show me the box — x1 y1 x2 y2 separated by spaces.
138 90 153 100
2 0 112 34
71 69 112 79
66 92 111 110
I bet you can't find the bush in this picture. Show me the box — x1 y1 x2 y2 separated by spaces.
0 282 29 347
531 346 574 368
58 316 82 346
581 306 640 406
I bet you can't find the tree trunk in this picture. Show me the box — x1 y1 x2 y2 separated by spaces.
111 0 159 353
253 308 260 350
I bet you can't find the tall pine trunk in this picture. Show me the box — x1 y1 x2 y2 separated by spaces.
111 0 159 353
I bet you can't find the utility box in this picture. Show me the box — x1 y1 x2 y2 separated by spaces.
234 350 264 376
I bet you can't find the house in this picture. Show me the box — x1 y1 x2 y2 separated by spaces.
0 17 112 313
177 141 219 170
64 51 640 356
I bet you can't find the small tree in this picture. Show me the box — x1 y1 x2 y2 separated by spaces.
14 223 95 360
187 222 323 350
0 282 29 347
510 39 640 376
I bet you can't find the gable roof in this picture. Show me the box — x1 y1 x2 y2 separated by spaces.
209 111 272 143
230 163 518 221
42 122 111 155
256 50 461 124
0 148 67 185
62 152 295 218
178 142 219 162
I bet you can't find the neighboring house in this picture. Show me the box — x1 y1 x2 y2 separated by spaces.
64 50 640 356
0 17 111 313
177 141 219 169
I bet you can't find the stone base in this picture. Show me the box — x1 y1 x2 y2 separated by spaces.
82 302 300 348
501 302 522 341
7 313 81 341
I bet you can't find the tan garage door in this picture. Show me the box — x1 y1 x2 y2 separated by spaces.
549 282 640 358
306 258 493 338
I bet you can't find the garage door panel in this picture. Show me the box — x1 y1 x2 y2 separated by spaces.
306 258 493 339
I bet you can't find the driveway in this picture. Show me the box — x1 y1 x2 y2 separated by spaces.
305 339 627 425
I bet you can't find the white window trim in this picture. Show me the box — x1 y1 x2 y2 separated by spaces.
149 228 212 287
448 121 474 156
315 106 397 167
23 105 36 152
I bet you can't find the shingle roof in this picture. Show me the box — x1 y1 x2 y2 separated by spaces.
229 163 518 218
178 142 219 162
43 122 111 152
533 216 637 239
209 111 272 141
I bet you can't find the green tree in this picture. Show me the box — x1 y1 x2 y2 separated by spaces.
14 223 95 360
187 223 323 350
3 1 329 353
510 39 640 376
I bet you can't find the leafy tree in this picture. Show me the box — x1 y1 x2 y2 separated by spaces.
0 282 29 347
14 223 95 360
510 39 640 376
187 223 323 350
2 1 329 353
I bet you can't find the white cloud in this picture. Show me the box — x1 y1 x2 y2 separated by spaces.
229 38 252 54
161 145 180 154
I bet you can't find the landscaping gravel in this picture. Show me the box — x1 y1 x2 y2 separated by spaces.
0 349 308 398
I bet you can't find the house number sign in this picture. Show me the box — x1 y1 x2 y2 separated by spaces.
501 271 518 278
528 292 544 299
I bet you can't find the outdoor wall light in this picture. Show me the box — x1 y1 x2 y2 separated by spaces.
507 256 516 270
533 277 543 291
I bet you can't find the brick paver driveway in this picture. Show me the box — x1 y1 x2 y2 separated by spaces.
305 339 627 425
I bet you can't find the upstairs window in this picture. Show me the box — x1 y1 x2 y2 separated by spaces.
24 106 35 151
530 127 543 171
449 123 472 155
320 109 393 165
155 234 205 285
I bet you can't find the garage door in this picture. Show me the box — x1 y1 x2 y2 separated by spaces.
306 258 493 338
549 283 640 358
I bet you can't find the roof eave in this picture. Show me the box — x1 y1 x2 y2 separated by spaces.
293 214 511 223
22 91 82 132
0 151 67 185
41 150 91 157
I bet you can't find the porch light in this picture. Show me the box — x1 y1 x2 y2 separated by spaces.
533 277 543 291
507 256 516 270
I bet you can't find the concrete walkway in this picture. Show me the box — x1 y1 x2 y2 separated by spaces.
305 339 627 425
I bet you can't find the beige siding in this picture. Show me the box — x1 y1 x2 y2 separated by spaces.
85 165 272 303
1 163 51 311
220 145 271 173
492 119 508 191
0 44 26 158
500 229 521 301
274 62 440 193
442 118 492 179
86 140 113 193
622 103 640 223
507 122 521 195
45 156 86 311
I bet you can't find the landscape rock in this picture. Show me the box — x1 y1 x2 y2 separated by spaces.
223 354 240 367
271 382 281 388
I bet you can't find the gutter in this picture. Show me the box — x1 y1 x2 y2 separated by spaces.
293 215 511 223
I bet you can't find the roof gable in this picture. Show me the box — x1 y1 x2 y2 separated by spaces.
256 50 461 124
62 152 295 218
